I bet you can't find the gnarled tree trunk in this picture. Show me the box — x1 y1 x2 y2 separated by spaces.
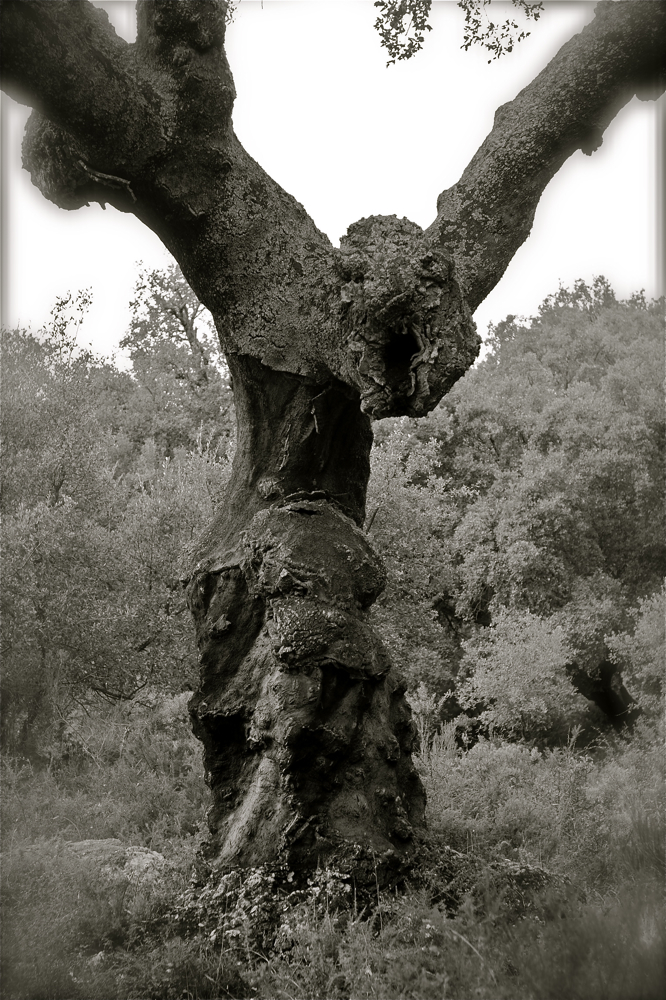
2 0 664 873
186 357 427 869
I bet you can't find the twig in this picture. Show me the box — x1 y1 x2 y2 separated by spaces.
77 159 137 202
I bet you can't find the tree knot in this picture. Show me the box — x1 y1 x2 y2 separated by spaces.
337 215 479 418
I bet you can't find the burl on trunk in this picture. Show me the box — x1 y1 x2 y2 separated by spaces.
2 0 664 874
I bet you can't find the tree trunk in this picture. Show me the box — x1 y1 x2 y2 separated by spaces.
186 355 425 870
2 0 664 875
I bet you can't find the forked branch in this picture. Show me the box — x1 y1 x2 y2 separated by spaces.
1 0 664 418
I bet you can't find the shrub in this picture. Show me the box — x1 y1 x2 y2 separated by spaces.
607 585 665 717
456 607 588 741
417 722 665 890
1 694 208 853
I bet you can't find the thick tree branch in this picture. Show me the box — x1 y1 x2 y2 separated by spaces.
1 1 165 174
2 1 664 419
428 0 666 311
1 0 478 417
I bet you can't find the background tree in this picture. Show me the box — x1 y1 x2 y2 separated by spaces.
365 424 470 700
607 586 666 719
0 293 132 513
120 264 234 457
2 0 664 875
442 282 664 617
455 608 585 742
1 306 231 761
367 280 664 737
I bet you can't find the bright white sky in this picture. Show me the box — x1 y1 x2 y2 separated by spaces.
1 1 661 361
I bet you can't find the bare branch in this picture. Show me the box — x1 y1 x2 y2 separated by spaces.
77 159 137 202
428 0 666 311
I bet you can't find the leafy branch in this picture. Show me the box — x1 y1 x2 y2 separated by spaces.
458 0 543 62
374 0 543 65
373 0 433 65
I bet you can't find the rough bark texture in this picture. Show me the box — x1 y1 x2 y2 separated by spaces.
2 0 664 874
186 357 425 870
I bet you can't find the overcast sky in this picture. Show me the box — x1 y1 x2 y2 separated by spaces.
1 1 661 361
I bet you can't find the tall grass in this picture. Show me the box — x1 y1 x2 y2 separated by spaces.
1 697 664 1000
1 693 208 854
416 721 665 889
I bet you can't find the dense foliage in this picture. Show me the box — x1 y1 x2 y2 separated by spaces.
368 277 664 739
1 280 234 759
1 275 663 998
2 275 663 758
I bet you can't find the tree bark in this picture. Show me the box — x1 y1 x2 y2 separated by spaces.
187 355 425 869
2 0 664 874
428 0 666 311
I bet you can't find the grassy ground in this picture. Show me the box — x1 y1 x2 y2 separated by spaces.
2 697 664 1000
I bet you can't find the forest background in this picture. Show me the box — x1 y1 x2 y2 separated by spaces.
1 263 664 999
